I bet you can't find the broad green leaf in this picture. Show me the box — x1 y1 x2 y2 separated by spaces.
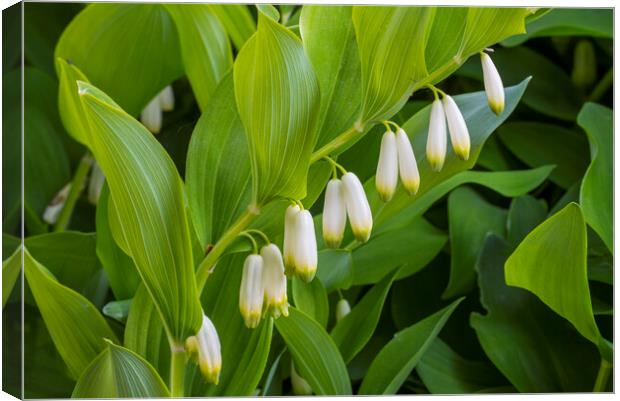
77 81 202 343
578 103 612 252
275 307 352 395
417 338 508 394
23 248 118 379
471 235 599 392
165 5 232 111
498 122 588 188
209 4 256 50
444 187 507 298
186 73 251 248
234 9 320 204
56 57 91 145
292 277 329 328
300 6 361 147
72 341 169 398
352 217 447 286
359 298 464 395
476 135 513 171
316 249 353 292
352 6 434 124
331 270 398 363
506 195 547 248
2 246 21 307
505 203 604 350
503 9 613 46
55 4 183 115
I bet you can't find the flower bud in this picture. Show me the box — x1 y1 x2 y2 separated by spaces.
185 314 221 385
336 299 351 322
426 99 447 172
342 172 372 243
322 179 347 248
395 128 420 195
375 130 398 202
442 95 470 161
159 85 175 112
291 361 312 395
261 244 289 318
140 95 162 134
43 183 72 224
293 210 318 282
239 254 264 329
88 161 105 205
480 52 505 115
283 205 300 275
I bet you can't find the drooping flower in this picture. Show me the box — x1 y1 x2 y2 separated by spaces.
342 172 372 243
239 254 264 329
375 130 398 202
322 179 347 248
442 95 471 161
159 85 175 112
395 128 420 195
480 52 505 115
140 95 162 134
283 204 300 275
185 314 222 385
261 244 289 318
291 361 312 395
293 210 318 282
88 161 105 205
336 299 351 322
426 99 447 172
43 183 72 224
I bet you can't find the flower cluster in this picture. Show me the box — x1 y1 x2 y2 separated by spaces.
376 123 420 202
140 85 175 134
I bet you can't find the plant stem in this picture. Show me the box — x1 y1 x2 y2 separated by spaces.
170 346 186 397
53 153 93 232
593 358 612 392
588 67 612 102
310 123 365 163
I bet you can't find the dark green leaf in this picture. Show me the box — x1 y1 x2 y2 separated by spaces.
292 277 329 328
506 195 548 248
2 246 21 308
316 249 353 292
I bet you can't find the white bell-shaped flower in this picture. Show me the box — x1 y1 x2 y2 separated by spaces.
442 95 471 161
395 128 420 196
140 95 162 134
336 299 351 322
261 244 289 318
43 183 72 224
322 179 347 248
342 172 372 243
375 130 398 202
480 52 505 115
426 99 448 172
185 314 222 385
239 254 264 329
293 210 318 282
159 85 175 112
291 361 312 395
283 204 300 275
88 161 105 205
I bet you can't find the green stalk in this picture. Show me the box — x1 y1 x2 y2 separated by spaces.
170 347 186 397
593 359 612 392
53 153 93 232
310 124 365 163
587 68 613 102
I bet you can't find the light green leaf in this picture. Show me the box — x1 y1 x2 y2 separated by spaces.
77 80 202 343
578 103 613 252
505 203 604 352
234 9 320 203
316 249 353 292
165 4 232 111
2 246 21 308
56 57 91 145
72 341 169 398
292 277 329 328
55 4 183 115
506 195 547 248
209 4 256 50
359 298 464 395
331 269 398 363
275 307 352 395
443 187 507 299
23 247 118 379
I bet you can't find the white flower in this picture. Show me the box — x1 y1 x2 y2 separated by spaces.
158 85 175 112
43 183 72 224
293 210 318 282
140 95 162 134
239 254 264 329
426 99 448 172
342 172 372 243
480 52 505 115
283 204 300 275
375 130 398 202
395 128 420 195
291 361 312 395
185 314 222 385
88 161 105 205
442 95 470 161
261 244 289 318
322 179 347 248
336 299 351 322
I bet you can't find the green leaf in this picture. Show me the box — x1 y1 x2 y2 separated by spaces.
578 103 613 252
471 234 599 392
186 73 251 248
359 298 464 395
165 4 232 111
55 4 183 115
275 307 352 395
331 269 398 363
292 277 329 328
316 249 353 292
72 341 169 398
56 58 91 145
505 203 604 350
506 195 547 248
233 9 320 203
209 4 256 50
443 187 507 298
23 248 118 379
299 6 361 148
102 299 132 323
2 246 21 308
77 81 202 343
